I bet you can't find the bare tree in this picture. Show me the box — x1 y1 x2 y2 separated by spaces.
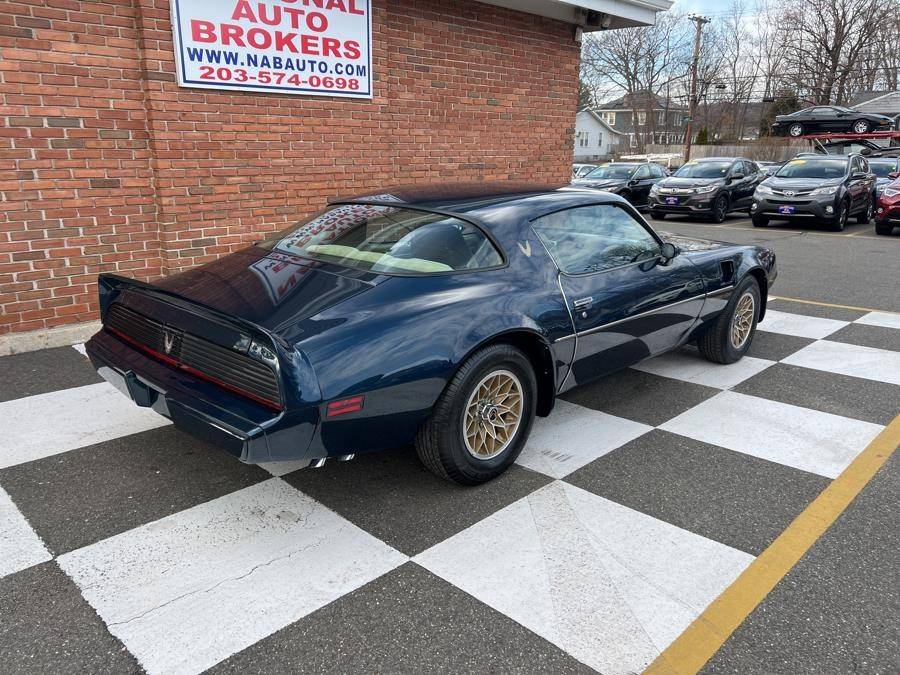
581 12 692 150
776 0 891 104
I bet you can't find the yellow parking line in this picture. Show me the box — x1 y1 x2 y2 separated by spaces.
769 295 900 315
644 415 900 675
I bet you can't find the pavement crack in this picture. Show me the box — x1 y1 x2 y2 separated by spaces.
106 514 334 629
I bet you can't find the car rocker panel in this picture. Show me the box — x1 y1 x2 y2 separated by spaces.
85 184 776 485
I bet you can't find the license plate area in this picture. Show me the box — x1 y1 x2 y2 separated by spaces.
665 196 680 205
778 205 796 215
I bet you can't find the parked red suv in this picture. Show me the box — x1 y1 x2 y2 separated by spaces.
874 171 900 235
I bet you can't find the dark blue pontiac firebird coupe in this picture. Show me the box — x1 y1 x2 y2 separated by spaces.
86 184 776 485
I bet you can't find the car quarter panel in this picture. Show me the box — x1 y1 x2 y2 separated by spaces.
287 222 574 457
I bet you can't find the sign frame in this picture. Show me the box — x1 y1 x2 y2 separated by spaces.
169 0 373 99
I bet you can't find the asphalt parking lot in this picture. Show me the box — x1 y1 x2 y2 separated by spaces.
1 216 898 674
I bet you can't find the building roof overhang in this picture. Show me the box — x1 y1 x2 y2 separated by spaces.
478 0 674 29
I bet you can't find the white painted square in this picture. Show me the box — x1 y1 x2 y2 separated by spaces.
58 479 406 675
259 459 311 477
0 486 53 579
757 310 847 339
633 351 775 389
415 481 753 675
516 400 651 478
855 311 900 330
0 383 171 470
660 391 883 479
783 340 900 386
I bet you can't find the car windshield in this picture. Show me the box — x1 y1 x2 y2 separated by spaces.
869 161 898 178
673 161 732 178
583 165 636 180
262 203 503 275
775 158 848 179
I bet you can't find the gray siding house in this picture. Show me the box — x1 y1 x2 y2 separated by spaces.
596 92 687 147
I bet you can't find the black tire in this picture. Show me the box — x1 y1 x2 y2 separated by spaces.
698 276 761 365
856 194 874 224
829 200 849 231
415 344 537 485
710 194 729 223
752 215 769 228
875 220 894 235
788 123 804 137
852 119 871 134
650 210 665 220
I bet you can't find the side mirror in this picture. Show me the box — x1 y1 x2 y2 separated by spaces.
628 179 640 186
860 148 872 156
659 242 679 262
730 173 745 181
852 172 868 180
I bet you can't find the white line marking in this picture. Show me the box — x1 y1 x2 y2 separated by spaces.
757 310 848 340
58 479 407 675
855 311 900 330
415 481 753 674
633 351 775 389
516 400 651 479
783 340 900 386
660 391 884 479
0 485 53 579
72 343 87 357
0 383 170 470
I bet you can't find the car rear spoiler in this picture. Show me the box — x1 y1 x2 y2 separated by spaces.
96 273 291 351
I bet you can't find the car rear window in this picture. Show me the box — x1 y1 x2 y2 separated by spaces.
775 158 848 179
262 203 503 275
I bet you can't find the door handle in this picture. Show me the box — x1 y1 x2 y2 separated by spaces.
573 297 593 310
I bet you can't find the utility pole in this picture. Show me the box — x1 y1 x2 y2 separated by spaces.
683 14 710 163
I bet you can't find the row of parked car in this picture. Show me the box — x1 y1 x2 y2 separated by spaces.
571 154 900 235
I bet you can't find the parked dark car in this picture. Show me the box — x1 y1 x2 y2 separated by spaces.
647 157 763 222
751 154 876 231
570 162 667 208
572 163 599 179
84 184 776 485
875 176 900 235
772 106 895 137
868 157 900 197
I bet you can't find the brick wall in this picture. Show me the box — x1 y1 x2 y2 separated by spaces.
0 0 580 335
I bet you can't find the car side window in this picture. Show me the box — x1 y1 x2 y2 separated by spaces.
532 204 660 275
651 165 666 178
634 165 651 179
744 161 757 175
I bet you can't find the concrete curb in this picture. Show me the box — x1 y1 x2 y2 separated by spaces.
0 321 100 357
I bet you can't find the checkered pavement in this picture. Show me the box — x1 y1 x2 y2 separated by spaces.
1 299 898 674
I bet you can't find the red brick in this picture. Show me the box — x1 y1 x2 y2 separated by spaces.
0 0 578 334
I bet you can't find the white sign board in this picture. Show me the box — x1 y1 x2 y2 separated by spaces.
170 0 372 98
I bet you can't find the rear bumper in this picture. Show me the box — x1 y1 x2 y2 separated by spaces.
86 329 319 464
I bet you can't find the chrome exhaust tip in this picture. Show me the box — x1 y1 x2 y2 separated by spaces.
337 454 355 462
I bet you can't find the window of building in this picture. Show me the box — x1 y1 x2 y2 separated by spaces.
636 111 647 126
576 131 589 147
601 112 616 125
597 132 603 148
658 111 667 126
